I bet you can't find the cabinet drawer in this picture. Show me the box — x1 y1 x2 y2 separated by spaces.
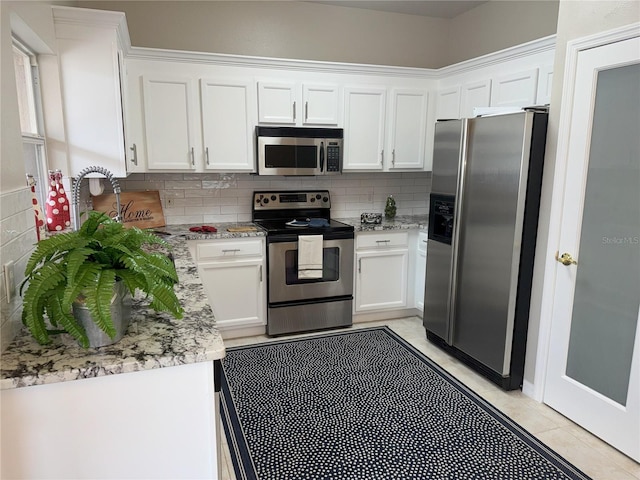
195 239 263 261
356 231 409 249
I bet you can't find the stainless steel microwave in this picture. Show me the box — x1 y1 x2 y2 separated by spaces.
256 126 343 176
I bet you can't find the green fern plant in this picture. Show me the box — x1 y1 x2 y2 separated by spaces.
21 211 183 348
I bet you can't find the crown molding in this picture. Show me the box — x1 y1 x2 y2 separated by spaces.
436 35 556 76
127 35 555 80
127 47 439 79
52 6 131 52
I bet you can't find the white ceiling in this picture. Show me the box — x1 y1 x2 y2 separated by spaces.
308 1 489 19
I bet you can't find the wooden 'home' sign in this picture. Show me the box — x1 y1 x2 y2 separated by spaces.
92 191 165 229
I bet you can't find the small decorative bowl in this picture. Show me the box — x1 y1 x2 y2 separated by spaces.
361 212 382 224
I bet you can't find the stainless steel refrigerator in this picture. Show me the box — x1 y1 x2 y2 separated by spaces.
423 109 548 390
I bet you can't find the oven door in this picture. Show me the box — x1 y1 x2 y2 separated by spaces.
258 136 323 176
267 234 354 303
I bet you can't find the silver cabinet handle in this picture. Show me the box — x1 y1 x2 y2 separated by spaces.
190 147 195 167
129 144 138 166
380 150 384 165
376 239 391 245
358 258 362 273
422 239 428 243
205 147 210 166
293 101 296 121
305 101 308 122
222 249 241 254
259 264 263 282
392 149 395 166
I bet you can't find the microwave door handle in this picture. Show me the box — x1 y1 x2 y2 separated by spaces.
319 141 325 173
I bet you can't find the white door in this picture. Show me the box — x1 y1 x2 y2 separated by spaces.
544 35 640 462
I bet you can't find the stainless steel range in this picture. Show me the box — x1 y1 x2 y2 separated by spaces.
252 190 355 336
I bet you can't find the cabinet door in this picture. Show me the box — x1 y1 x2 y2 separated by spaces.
435 86 461 120
536 65 554 105
258 81 297 124
198 259 265 328
460 79 492 119
343 87 386 170
302 84 339 125
388 88 428 170
142 76 197 170
490 68 539 108
200 78 255 172
415 233 428 312
355 249 408 312
55 25 128 177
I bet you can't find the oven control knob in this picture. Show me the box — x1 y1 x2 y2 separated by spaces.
310 197 315 202
263 198 269 204
271 195 277 201
323 196 329 203
316 194 321 200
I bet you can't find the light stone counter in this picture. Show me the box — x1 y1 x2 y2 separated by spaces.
0 233 226 390
337 215 428 232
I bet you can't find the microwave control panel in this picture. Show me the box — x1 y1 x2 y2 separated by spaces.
326 142 341 172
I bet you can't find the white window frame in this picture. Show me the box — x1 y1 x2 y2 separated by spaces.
13 36 48 204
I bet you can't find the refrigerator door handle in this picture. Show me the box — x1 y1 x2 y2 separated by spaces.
447 119 468 345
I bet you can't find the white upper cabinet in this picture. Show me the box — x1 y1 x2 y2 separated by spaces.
536 65 554 105
460 79 491 119
302 84 340 125
142 75 197 170
388 88 429 170
490 68 539 108
125 59 257 172
435 86 461 120
435 37 555 122
258 80 339 125
200 78 256 171
52 6 131 177
343 86 387 170
344 86 429 171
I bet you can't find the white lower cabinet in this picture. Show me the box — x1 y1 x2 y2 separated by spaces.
189 238 266 335
415 231 428 313
355 231 409 312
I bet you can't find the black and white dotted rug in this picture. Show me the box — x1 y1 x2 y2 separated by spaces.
221 327 591 480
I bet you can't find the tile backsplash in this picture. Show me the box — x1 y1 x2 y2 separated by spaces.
1 187 39 352
97 172 432 225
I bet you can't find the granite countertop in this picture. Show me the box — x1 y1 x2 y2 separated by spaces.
0 234 225 390
337 215 429 232
155 222 267 240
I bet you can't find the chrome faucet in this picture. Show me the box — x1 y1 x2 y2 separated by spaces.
71 166 122 230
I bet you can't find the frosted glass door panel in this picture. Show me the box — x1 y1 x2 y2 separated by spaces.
565 63 640 405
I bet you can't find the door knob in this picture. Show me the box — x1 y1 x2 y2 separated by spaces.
555 251 577 266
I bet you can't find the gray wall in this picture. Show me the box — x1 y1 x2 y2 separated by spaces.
76 0 558 68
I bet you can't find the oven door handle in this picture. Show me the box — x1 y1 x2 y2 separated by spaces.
319 141 325 173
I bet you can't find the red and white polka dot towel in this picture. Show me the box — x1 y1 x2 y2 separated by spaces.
45 170 71 232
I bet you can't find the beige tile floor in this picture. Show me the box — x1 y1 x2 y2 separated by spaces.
219 317 640 480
